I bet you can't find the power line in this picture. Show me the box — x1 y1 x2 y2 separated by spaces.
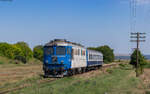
130 0 137 33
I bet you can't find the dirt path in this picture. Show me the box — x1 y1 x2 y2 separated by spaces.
0 64 43 86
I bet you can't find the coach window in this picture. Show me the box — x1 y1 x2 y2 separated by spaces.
89 54 92 59
82 50 85 56
75 49 78 55
96 55 98 59
78 49 80 55
72 49 74 59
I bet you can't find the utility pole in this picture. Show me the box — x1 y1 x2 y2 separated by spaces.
130 32 146 77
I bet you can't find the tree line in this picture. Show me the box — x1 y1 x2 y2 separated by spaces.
0 42 115 64
0 42 43 63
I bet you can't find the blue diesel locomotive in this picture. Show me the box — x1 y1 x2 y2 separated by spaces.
43 39 103 77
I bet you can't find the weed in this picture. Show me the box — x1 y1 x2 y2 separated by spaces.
126 91 132 94
119 63 133 70
145 91 150 94
0 61 4 64
144 63 150 68
106 68 113 74
84 80 90 85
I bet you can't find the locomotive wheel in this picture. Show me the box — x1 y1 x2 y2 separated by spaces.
82 68 86 73
78 68 82 74
72 69 76 75
67 70 73 76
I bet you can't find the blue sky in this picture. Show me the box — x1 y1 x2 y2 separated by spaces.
0 0 150 54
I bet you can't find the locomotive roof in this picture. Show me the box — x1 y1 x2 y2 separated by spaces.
45 39 85 47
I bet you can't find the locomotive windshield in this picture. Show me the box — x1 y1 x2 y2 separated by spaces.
44 46 54 55
56 46 66 55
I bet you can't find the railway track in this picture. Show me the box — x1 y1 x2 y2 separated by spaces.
0 62 121 94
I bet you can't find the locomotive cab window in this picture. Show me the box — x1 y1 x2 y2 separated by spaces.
44 46 54 55
67 48 71 55
56 46 66 55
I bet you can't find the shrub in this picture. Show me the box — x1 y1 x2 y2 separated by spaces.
33 45 43 61
0 61 4 64
119 64 133 70
0 42 33 64
15 42 33 63
14 55 27 63
130 49 147 67
0 43 23 59
143 62 150 68
130 49 147 75
106 68 113 74
0 43 12 58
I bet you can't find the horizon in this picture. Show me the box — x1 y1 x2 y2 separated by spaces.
0 0 150 55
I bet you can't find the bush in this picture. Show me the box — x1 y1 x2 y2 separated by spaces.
130 49 147 67
0 43 12 58
143 62 150 68
0 61 4 64
14 55 27 63
0 43 23 60
33 45 43 61
119 64 133 70
130 49 147 75
15 42 33 63
0 42 33 64
106 68 113 74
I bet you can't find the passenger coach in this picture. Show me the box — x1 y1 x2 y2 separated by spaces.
43 39 103 77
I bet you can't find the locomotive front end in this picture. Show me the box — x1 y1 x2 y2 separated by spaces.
43 40 72 77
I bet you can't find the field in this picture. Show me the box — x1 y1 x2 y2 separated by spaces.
0 57 150 94
0 57 43 92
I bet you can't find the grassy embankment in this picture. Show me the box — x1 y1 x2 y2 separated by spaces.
9 63 146 94
0 56 44 92
1 57 150 94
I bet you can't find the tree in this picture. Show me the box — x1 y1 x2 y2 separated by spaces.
0 43 21 58
130 49 147 75
33 45 43 61
15 42 33 63
0 43 23 61
0 43 13 58
88 45 115 63
0 42 33 64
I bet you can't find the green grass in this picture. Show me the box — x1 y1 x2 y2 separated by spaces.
0 61 4 64
144 62 150 68
0 75 46 92
9 67 144 94
0 56 42 68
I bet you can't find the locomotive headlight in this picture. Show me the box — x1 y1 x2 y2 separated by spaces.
45 60 49 64
68 59 71 62
61 60 64 64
